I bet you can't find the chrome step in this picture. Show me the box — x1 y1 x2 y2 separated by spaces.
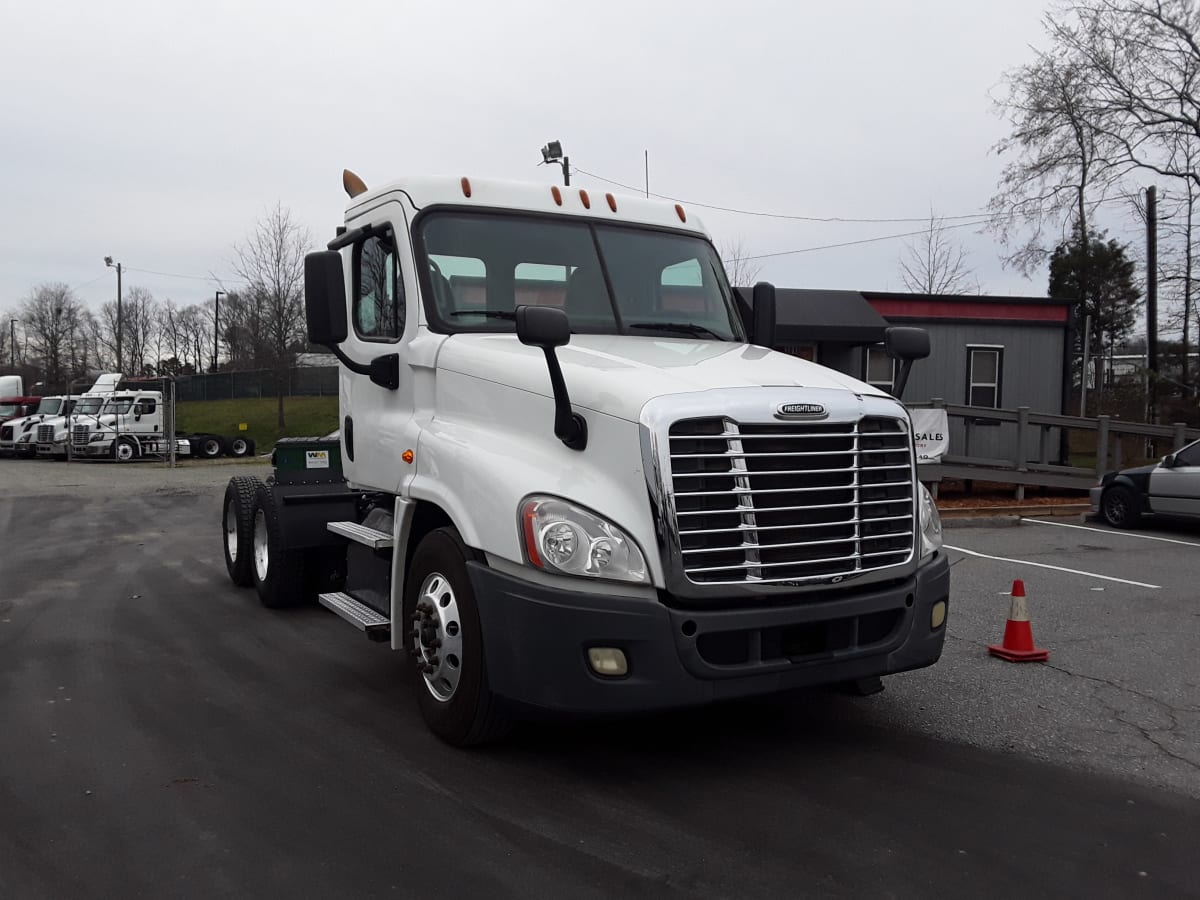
319 592 390 637
327 521 394 549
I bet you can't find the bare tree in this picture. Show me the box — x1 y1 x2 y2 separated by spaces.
20 283 83 391
989 53 1122 273
898 211 980 294
718 237 763 288
231 203 311 427
1049 0 1200 187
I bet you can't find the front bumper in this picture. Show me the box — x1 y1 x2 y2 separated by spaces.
1088 485 1104 515
469 553 951 714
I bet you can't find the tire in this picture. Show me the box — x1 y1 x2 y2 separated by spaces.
112 436 138 463
223 475 262 587
1101 484 1141 529
194 435 223 459
251 481 306 608
228 436 251 458
405 527 511 746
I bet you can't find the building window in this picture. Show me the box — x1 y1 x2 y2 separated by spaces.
966 345 1003 408
865 346 897 392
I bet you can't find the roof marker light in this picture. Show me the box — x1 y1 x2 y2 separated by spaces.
343 169 368 198
579 189 591 209
551 185 563 206
675 204 687 223
461 177 472 198
606 193 617 212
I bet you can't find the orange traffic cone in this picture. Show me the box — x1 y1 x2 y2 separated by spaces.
987 579 1049 662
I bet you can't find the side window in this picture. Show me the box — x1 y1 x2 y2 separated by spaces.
1174 442 1200 467
967 346 1003 408
134 398 156 415
865 346 897 392
353 232 404 340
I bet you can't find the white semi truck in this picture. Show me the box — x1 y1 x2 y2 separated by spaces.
34 374 122 459
69 389 193 460
220 171 948 745
1 395 73 456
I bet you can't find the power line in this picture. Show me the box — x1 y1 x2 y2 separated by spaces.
571 165 994 225
123 265 243 285
740 219 988 261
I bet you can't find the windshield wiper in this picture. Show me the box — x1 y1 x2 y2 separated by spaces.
627 321 726 339
448 310 516 320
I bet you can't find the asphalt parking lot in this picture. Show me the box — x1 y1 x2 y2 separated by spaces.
1 458 1196 898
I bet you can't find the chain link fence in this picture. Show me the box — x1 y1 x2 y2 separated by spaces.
173 366 338 403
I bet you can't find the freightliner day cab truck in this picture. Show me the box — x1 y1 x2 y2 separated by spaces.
220 170 949 745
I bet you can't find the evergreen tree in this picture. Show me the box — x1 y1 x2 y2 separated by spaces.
1049 225 1141 390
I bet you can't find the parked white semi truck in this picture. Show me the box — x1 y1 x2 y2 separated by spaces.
220 171 948 745
34 374 122 459
1 395 74 456
69 390 193 460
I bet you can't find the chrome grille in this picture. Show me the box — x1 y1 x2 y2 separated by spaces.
668 416 914 585
72 424 90 447
37 425 54 444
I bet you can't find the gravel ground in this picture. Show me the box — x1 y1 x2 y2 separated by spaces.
0 457 270 496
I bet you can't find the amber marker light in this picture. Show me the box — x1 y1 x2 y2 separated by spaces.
402 450 414 464
606 193 617 212
579 189 591 209
551 185 563 206
675 204 687 222
521 502 544 568
460 177 472 198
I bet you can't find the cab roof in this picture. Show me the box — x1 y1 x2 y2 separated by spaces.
345 175 709 237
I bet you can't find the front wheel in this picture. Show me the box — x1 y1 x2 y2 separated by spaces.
405 527 510 746
1101 484 1141 529
112 437 138 462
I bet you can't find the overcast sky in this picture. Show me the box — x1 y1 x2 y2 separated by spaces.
2 0 1135 316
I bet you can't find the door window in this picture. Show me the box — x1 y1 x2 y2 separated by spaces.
354 231 404 340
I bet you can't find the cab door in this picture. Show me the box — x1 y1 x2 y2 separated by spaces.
1148 440 1200 516
338 203 418 494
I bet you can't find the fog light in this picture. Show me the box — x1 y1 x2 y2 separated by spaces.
931 600 947 629
587 647 628 677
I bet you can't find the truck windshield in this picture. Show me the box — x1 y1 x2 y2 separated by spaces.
75 398 104 415
416 212 746 340
0 404 19 416
36 399 63 415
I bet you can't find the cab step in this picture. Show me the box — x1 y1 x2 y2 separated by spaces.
327 521 394 549
319 591 390 641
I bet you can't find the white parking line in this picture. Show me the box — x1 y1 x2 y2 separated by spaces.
943 544 1162 589
1019 517 1200 548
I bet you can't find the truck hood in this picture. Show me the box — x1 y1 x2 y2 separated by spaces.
436 334 887 422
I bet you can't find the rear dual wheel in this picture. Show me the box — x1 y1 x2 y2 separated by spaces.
251 482 306 608
223 475 263 586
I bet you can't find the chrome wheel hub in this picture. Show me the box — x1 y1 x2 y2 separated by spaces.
411 572 463 702
253 508 269 582
225 502 239 561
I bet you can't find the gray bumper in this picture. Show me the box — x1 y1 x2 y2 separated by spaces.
469 554 951 715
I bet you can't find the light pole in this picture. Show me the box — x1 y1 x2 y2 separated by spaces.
213 290 225 373
8 318 16 367
104 256 122 373
540 140 570 186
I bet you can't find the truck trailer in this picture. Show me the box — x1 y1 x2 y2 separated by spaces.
220 171 949 745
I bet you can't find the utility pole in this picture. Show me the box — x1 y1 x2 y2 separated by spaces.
644 150 650 198
105 257 123 373
1146 186 1159 421
9 318 16 367
213 290 225 373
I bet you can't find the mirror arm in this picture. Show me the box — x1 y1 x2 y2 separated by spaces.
892 360 914 400
541 348 587 451
322 343 399 390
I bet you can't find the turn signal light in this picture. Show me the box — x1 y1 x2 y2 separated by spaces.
402 449 414 465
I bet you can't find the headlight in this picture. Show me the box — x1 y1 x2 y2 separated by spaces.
89 433 107 443
520 496 648 584
17 433 31 444
54 431 67 442
919 483 942 562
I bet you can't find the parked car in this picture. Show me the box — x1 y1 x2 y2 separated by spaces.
1090 438 1200 527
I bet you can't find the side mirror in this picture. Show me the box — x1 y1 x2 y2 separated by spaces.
516 304 570 348
1163 453 1177 468
305 251 348 345
884 326 930 400
884 326 930 361
751 282 777 349
134 412 142 421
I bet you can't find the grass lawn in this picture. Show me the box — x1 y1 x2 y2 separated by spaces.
174 396 338 453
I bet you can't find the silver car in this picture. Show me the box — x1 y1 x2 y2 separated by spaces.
1090 438 1200 528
